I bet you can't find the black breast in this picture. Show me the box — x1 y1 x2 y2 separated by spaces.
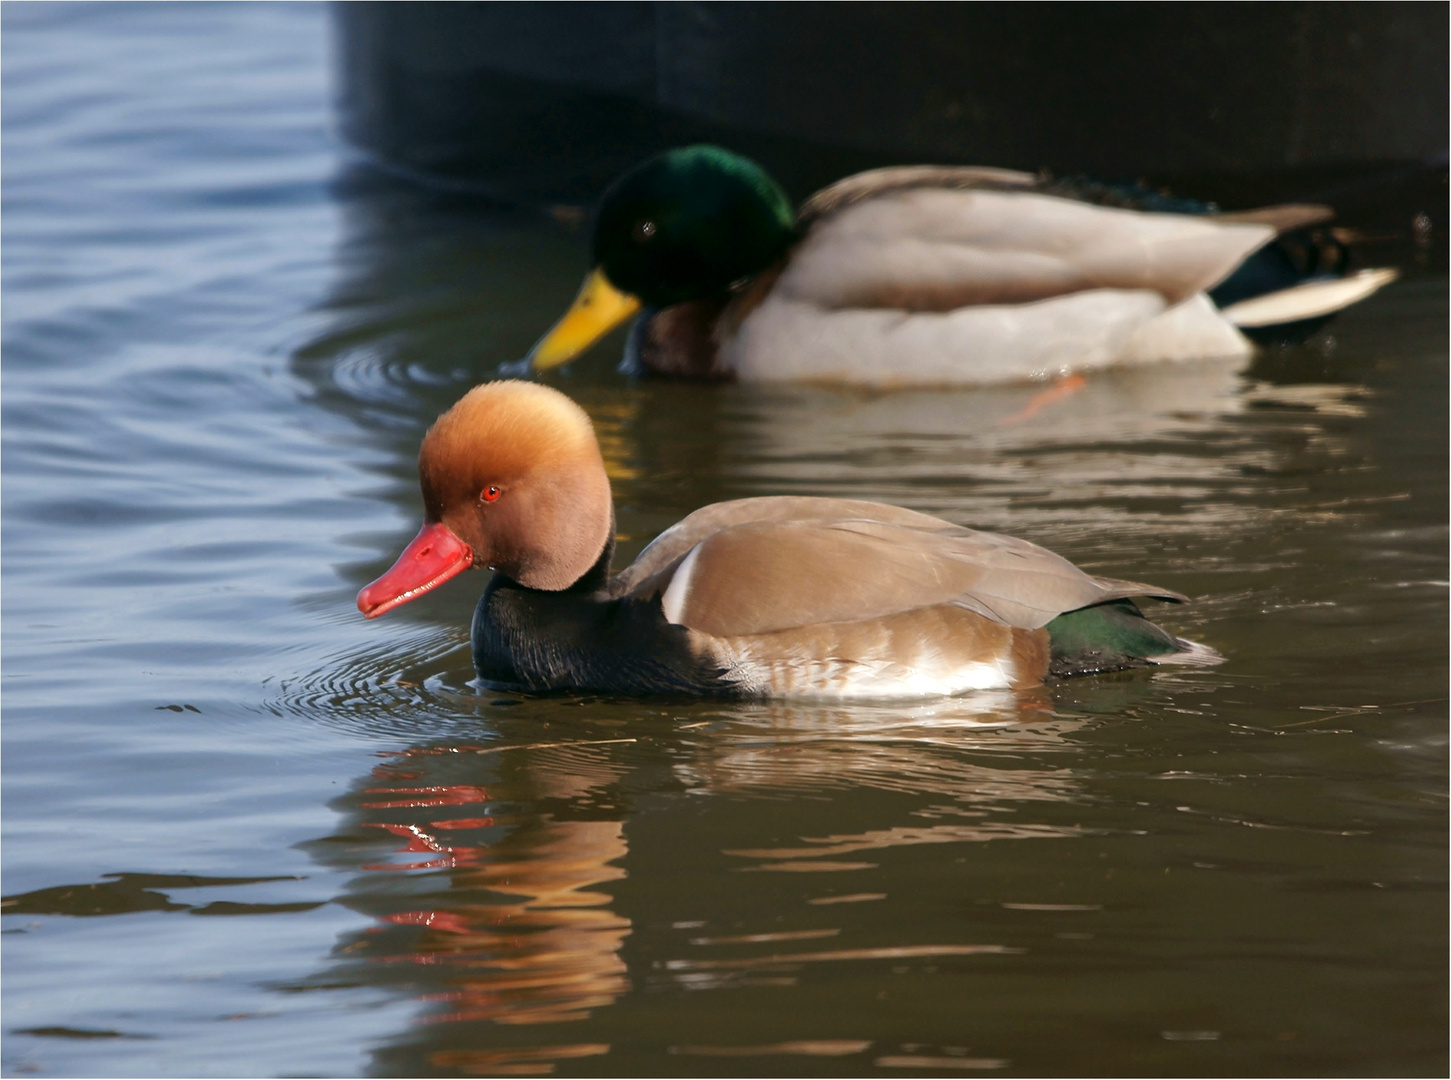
471 576 734 695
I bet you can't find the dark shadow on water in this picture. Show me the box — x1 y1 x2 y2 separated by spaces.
1 873 310 918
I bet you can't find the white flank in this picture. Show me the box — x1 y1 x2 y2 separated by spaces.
725 288 1167 386
1116 293 1252 364
1220 268 1399 328
717 641 1017 701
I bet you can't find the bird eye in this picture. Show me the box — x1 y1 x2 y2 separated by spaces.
632 219 657 243
481 486 501 503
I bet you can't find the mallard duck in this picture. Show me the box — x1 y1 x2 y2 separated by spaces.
523 146 1397 387
357 381 1217 697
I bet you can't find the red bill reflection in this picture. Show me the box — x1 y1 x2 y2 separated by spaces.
353 743 632 1032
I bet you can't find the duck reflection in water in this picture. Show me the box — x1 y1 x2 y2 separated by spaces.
672 695 1092 883
311 736 631 1073
302 687 1111 1073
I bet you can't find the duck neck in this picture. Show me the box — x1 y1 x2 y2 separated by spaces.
492 513 615 596
472 518 635 693
567 530 615 594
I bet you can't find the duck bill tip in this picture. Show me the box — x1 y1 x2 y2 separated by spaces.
357 521 473 619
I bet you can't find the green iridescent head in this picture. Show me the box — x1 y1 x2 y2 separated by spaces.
525 146 796 372
591 145 797 308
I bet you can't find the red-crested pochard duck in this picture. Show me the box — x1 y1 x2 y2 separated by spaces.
357 381 1218 697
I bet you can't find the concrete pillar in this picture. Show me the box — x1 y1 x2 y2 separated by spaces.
333 2 1448 203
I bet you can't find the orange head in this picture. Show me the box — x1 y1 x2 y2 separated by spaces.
357 381 613 617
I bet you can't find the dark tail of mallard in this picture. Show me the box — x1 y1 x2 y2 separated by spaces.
1209 227 1398 344
1216 267 1399 344
1045 599 1222 680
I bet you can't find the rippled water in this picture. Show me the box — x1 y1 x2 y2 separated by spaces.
3 5 1446 1077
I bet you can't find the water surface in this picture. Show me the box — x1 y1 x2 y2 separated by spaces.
3 5 1446 1076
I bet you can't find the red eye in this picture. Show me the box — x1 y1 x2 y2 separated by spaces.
481 486 500 503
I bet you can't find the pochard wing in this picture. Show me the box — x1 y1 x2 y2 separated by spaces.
615 498 1184 638
611 496 959 597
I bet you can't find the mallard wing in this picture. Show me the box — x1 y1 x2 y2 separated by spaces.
779 188 1276 310
800 166 1333 239
614 497 1183 637
1215 204 1335 232
798 165 1039 224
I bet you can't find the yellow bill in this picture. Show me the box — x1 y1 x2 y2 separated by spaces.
527 267 642 370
